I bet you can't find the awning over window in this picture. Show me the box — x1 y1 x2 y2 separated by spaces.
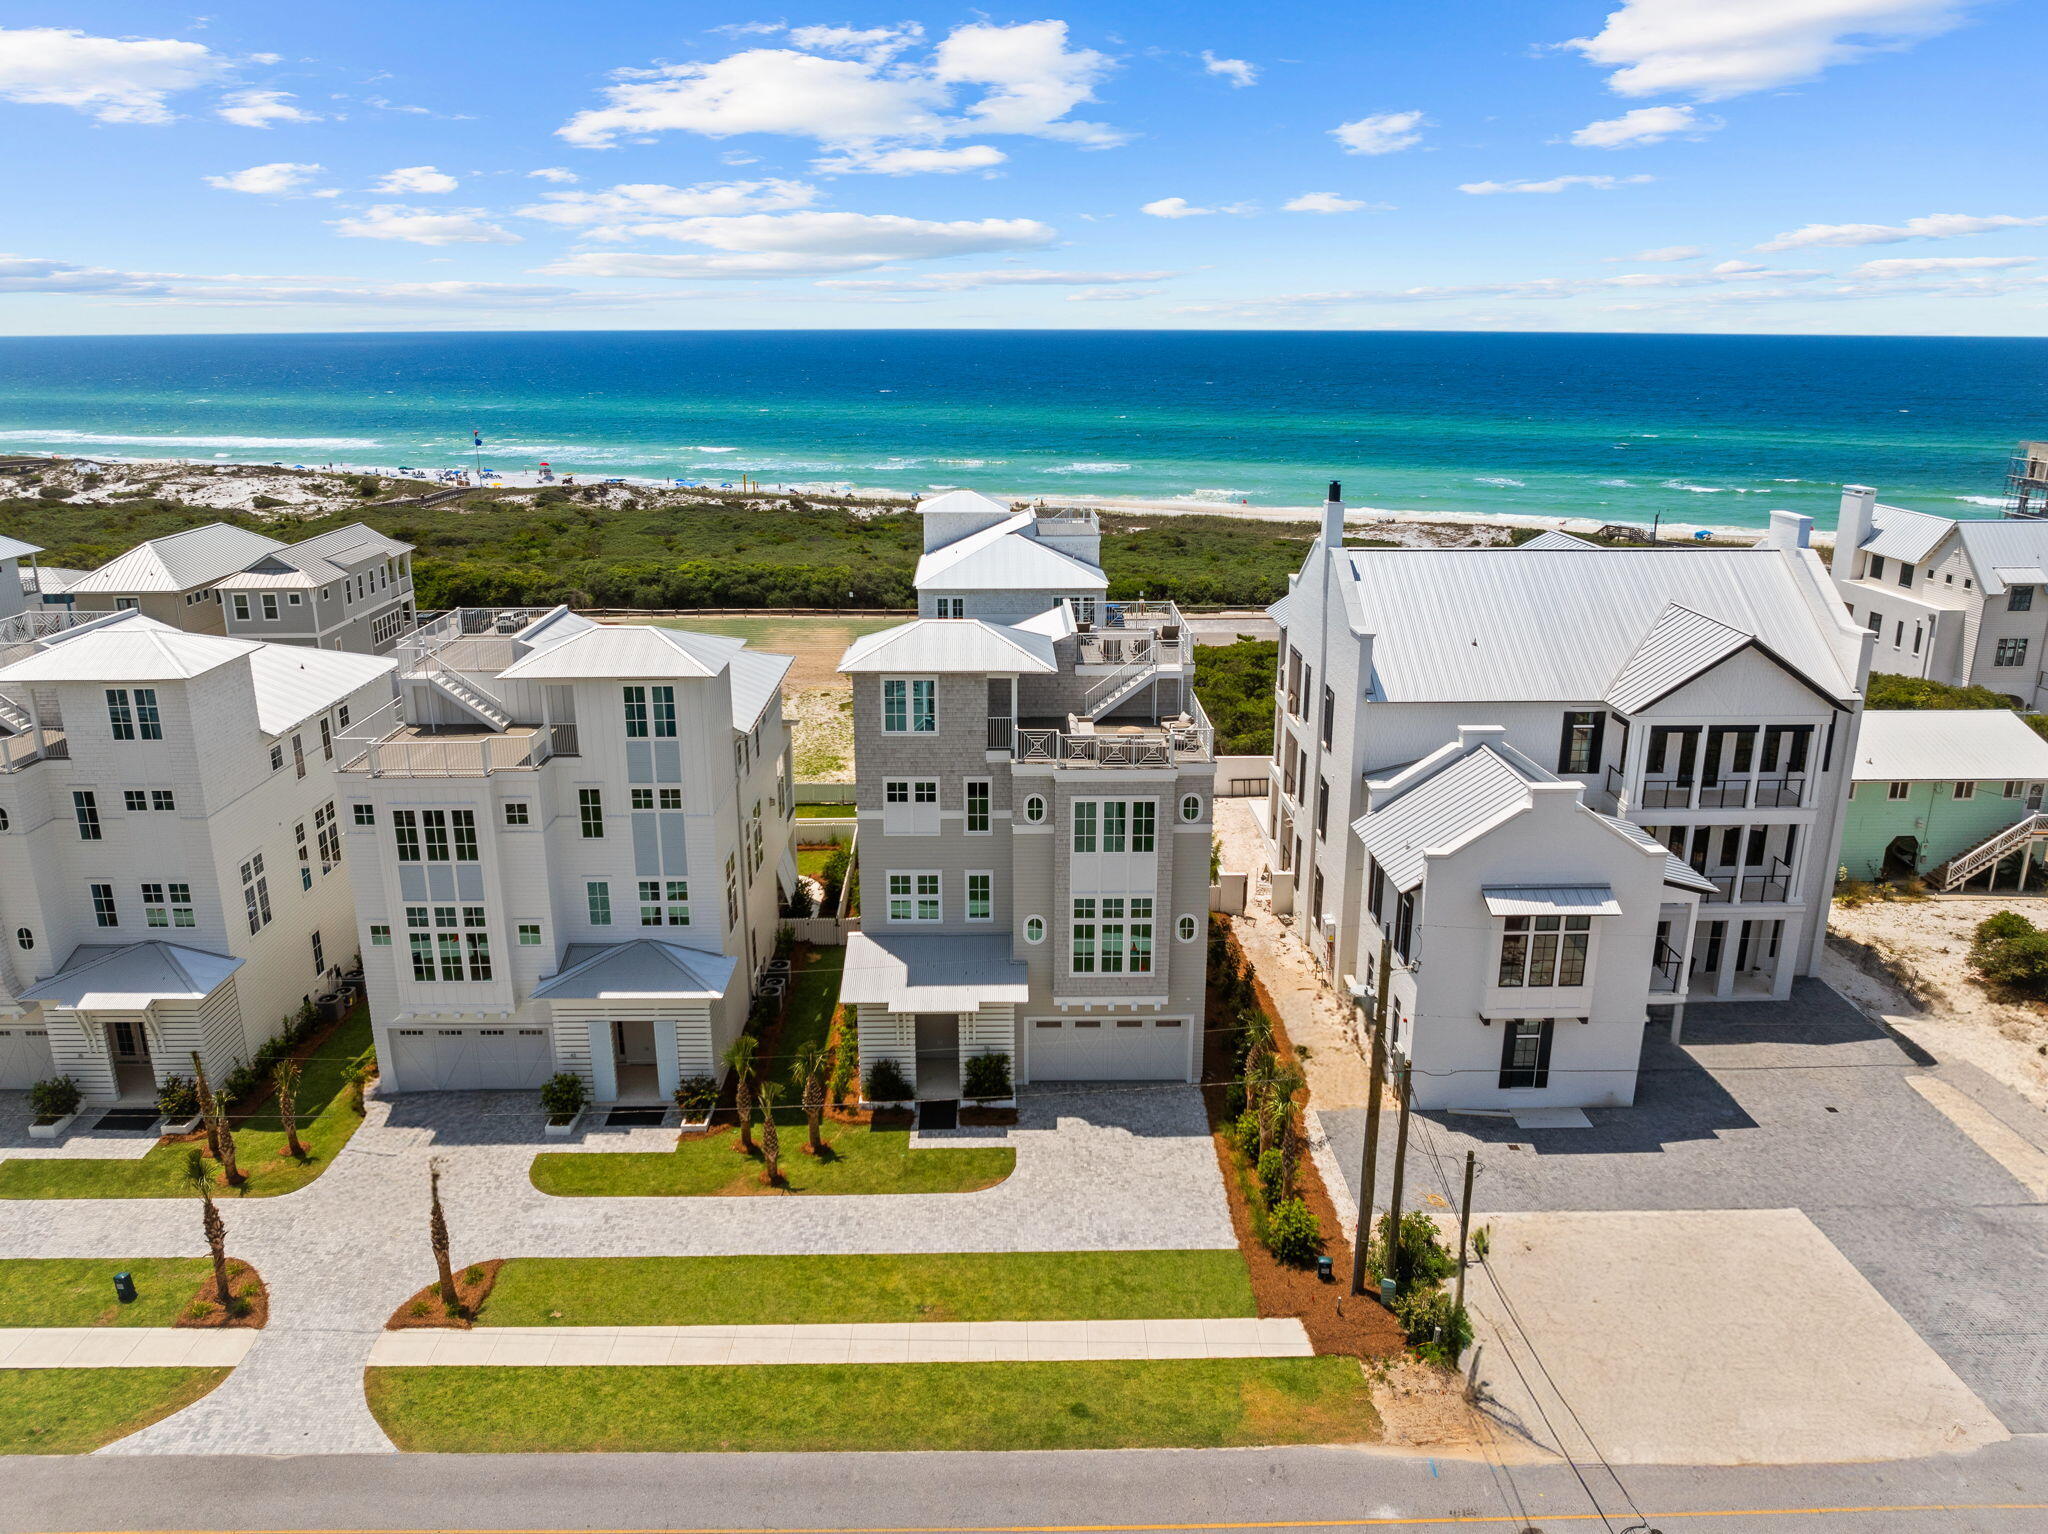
1481 886 1622 917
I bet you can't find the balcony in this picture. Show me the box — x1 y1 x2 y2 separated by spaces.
1696 862 1794 904
1640 774 1808 811
1007 694 1215 768
1068 598 1192 669
341 722 578 777
1649 939 1685 993
0 726 66 773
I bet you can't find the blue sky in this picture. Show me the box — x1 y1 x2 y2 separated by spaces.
2 0 2043 334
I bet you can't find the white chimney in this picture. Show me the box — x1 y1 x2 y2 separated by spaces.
1322 480 1346 548
1761 509 1813 552
1833 485 1876 581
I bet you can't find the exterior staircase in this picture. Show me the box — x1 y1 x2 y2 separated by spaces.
1928 812 2048 891
1083 648 1165 719
424 666 511 731
0 694 30 734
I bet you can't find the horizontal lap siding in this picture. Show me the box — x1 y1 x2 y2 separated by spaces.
855 1004 915 1087
962 1003 1014 1061
43 1008 115 1098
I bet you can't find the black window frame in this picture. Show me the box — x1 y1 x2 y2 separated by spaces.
1558 710 1604 775
1498 1017 1555 1090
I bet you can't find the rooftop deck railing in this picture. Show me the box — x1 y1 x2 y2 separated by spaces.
341 722 576 777
0 726 66 773
1010 693 1215 767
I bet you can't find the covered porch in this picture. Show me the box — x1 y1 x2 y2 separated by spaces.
18 942 244 1103
841 933 1028 1102
534 940 736 1104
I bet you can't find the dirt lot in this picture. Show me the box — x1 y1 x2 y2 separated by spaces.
1828 894 2048 1112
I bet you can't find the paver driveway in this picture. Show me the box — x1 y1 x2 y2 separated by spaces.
0 1084 1231 1455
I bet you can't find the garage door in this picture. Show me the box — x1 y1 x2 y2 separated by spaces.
0 1025 54 1089
388 1026 552 1090
1027 1017 1189 1082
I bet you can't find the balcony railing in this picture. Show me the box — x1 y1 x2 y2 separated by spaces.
1650 939 1685 992
1015 722 1212 766
0 727 66 773
343 723 574 777
1642 774 1808 810
986 715 1014 752
1698 860 1794 904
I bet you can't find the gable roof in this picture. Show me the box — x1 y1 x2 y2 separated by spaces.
727 648 795 730
914 510 1107 593
21 942 243 1009
0 534 42 562
1313 547 1858 705
839 617 1058 674
1521 530 1601 551
532 940 737 1001
1859 503 1955 565
1354 746 1536 890
216 523 412 589
1852 708 2048 783
1955 520 2048 596
498 624 745 681
65 523 285 594
1596 814 1720 895
840 931 1030 1009
917 488 1012 518
1605 603 1758 713
246 645 394 733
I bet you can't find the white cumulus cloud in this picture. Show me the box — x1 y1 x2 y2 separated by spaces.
1757 211 2047 249
1852 255 2036 277
813 144 1007 174
538 211 1056 279
372 165 459 194
1140 196 1254 218
1570 104 1719 148
1564 0 1975 101
817 267 1179 293
1330 110 1425 156
204 161 327 196
1201 51 1257 87
1460 174 1654 195
216 88 321 128
0 26 224 124
331 205 520 245
517 179 819 228
1283 192 1370 214
527 167 580 183
1614 244 1705 261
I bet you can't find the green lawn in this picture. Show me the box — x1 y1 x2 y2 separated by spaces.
530 1119 1010 1197
0 1008 375 1200
795 845 836 879
0 1258 222 1327
476 1251 1255 1327
0 1368 229 1454
793 803 855 818
758 950 842 1097
367 1357 1378 1453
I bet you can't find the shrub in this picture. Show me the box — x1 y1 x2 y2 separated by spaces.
828 1031 856 1105
1264 1197 1323 1266
1369 1210 1459 1295
251 494 285 509
674 1074 718 1113
1975 928 2048 991
780 880 818 918
539 1073 587 1119
962 1051 1012 1101
220 1058 262 1104
1256 1146 1287 1204
1976 911 2036 946
155 1075 200 1120
820 845 852 913
1231 1110 1261 1163
27 1076 81 1120
1392 1286 1473 1368
864 1057 913 1104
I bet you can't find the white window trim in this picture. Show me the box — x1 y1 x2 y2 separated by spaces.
1023 915 1046 944
965 777 992 834
965 870 995 922
880 674 939 734
885 870 943 923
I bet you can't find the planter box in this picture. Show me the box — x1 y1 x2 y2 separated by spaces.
675 1110 713 1130
543 1109 584 1138
27 1111 78 1140
159 1114 202 1137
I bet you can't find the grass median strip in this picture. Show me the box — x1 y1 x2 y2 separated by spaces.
476 1251 1255 1327
0 1368 230 1454
530 1120 1011 1197
366 1357 1377 1453
0 1258 223 1328
0 1010 374 1200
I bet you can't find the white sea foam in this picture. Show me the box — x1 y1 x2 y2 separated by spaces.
0 429 384 450
1661 479 1726 493
691 445 739 452
1954 494 2006 507
935 458 1001 468
1045 461 1133 474
1175 488 1253 502
1598 478 1635 488
1474 476 1526 489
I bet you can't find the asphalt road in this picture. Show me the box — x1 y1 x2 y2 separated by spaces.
12 1439 2048 1533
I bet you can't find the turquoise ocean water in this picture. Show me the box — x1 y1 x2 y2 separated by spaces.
0 330 2042 530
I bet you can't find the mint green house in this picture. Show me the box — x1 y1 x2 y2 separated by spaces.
1844 710 2048 885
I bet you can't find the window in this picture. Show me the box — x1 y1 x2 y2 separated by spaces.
934 596 965 618
262 593 279 620
1498 1018 1554 1090
421 811 448 861
338 703 350 729
1023 794 1046 824
579 788 604 837
2013 585 2037 612
1559 710 1603 775
0 807 8 831
241 854 272 933
2007 780 2026 799
1181 793 1202 822
353 803 376 827
1178 914 1200 942
881 677 936 733
392 810 420 861
1865 611 1882 635
315 803 342 869
1888 781 1911 800
1073 801 1097 852
1132 801 1156 852
14 928 29 951
517 922 542 946
114 596 138 612
124 790 147 812
887 872 941 922
449 809 476 862
292 733 305 778
621 684 676 738
1867 555 1886 581
1897 562 1915 589
623 685 648 737
1074 799 1153 853
73 790 101 840
270 743 284 771
503 801 529 826
1954 781 1976 800
966 872 993 921
105 689 134 740
1071 896 1153 974
639 879 690 926
464 933 492 981
90 883 118 927
1315 779 1329 841
966 779 991 834
1497 915 1590 988
311 931 325 974
1320 684 1335 749
232 593 251 621
586 882 612 926
1996 638 2030 668
1024 915 1046 943
630 788 654 809
140 882 195 928
369 923 391 946
319 718 333 761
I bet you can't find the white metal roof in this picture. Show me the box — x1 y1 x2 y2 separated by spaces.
1956 520 2048 595
1354 746 1536 890
532 940 737 1001
1604 603 1755 714
840 932 1030 1010
0 621 257 683
1316 547 1858 706
917 489 1012 517
839 618 1058 674
246 645 395 734
1520 530 1601 551
0 534 42 562
216 523 412 589
915 511 1108 592
21 942 242 1009
727 648 795 729
1851 709 2048 783
1482 886 1622 916
1596 815 1720 894
65 523 285 594
1859 503 1955 565
499 624 745 681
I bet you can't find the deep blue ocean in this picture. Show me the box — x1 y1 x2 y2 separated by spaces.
0 330 2042 529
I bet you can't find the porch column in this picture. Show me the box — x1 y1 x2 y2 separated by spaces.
1770 917 1797 1000
1714 921 1737 1000
585 1020 618 1102
653 1019 681 1101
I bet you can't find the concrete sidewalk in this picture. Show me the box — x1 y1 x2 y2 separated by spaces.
367 1317 1312 1367
0 1327 257 1368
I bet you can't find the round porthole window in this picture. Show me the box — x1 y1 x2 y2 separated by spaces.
15 928 32 951
1180 794 1202 822
1024 916 1046 943
1023 795 1046 824
1177 914 1199 942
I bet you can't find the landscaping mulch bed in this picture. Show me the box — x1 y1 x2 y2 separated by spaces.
175 1260 269 1329
385 1259 503 1330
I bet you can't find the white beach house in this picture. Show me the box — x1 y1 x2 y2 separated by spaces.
1261 488 1871 1110
335 607 796 1101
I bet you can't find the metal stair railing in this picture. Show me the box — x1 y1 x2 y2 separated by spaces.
1929 812 2048 891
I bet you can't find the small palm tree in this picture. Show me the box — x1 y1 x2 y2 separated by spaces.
1259 1061 1304 1161
183 1149 233 1309
190 1051 223 1162
193 1052 243 1187
757 1082 783 1185
428 1159 457 1313
1240 1013 1272 1113
275 1058 306 1160
793 1043 831 1155
724 1036 759 1155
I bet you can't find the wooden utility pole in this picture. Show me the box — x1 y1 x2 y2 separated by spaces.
1350 938 1391 1296
1454 1148 1477 1315
1386 1059 1413 1292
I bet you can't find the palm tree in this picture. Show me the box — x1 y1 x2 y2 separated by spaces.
792 1043 831 1155
723 1036 759 1155
183 1149 233 1310
757 1082 783 1185
1240 1012 1272 1115
428 1159 457 1312
1259 1062 1304 1162
275 1058 306 1160
190 1051 223 1161
193 1052 243 1187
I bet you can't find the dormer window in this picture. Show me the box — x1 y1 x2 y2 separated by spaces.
2011 585 2035 612
1897 562 1916 589
1867 555 1886 581
1497 915 1590 988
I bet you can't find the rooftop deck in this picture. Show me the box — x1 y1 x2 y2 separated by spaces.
339 722 576 777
